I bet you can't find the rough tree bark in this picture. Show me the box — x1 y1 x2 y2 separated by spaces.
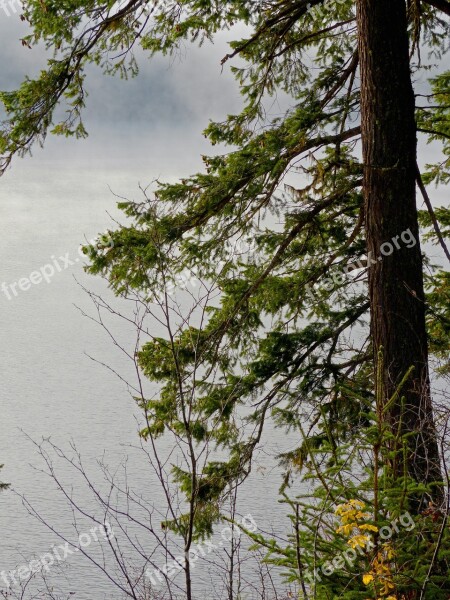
356 0 443 508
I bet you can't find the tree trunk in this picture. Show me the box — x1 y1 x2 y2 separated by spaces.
356 0 442 509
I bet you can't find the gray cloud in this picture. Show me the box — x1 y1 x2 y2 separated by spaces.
0 10 244 178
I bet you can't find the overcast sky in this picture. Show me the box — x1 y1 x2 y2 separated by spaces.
0 4 447 277
0 6 448 584
0 7 448 200
0 6 247 187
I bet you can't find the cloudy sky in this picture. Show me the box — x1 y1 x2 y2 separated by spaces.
0 10 273 586
0 4 247 184
0 5 448 200
0 6 448 597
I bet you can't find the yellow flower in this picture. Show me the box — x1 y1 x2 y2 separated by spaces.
336 523 355 536
380 580 396 595
383 543 396 560
335 499 366 515
362 573 374 585
349 499 366 509
359 523 379 532
348 534 371 549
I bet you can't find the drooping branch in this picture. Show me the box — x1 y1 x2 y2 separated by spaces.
422 0 450 16
171 125 361 236
221 0 326 65
416 164 450 265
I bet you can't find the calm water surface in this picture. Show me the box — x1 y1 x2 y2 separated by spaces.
0 164 293 599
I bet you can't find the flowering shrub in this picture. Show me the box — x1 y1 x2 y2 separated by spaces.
335 499 401 600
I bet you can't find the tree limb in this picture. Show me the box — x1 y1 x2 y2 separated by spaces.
422 0 450 16
416 163 450 266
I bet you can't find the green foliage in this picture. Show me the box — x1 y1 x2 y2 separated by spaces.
419 204 450 375
61 0 449 573
417 71 450 186
2 0 450 595
249 379 450 600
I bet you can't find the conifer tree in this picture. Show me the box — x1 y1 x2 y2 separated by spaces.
1 0 449 516
356 0 444 505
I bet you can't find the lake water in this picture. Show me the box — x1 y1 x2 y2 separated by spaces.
0 161 295 600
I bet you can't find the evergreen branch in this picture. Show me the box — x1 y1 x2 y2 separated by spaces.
285 125 361 162
291 302 370 376
269 18 355 60
422 0 450 16
416 164 450 265
418 127 450 141
221 0 325 64
206 179 363 346
175 126 361 236
418 416 450 600
0 0 146 174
